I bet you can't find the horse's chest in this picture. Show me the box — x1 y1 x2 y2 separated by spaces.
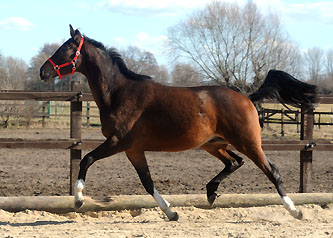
99 110 138 138
99 113 116 137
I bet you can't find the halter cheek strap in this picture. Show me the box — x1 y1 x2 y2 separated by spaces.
48 37 84 79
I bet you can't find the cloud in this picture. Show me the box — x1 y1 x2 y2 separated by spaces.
254 0 333 25
288 2 333 24
113 32 169 64
0 17 34 31
99 0 217 16
116 32 168 50
99 0 333 21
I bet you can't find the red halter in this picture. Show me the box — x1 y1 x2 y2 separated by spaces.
48 37 84 79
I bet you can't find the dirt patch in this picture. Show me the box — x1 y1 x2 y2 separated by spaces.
0 204 332 237
0 128 332 197
0 128 332 237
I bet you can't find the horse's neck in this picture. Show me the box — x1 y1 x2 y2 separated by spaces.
81 46 124 110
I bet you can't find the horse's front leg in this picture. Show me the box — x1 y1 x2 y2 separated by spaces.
126 150 179 221
74 136 127 209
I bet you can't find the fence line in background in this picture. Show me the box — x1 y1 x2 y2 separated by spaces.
0 90 332 193
2 102 333 131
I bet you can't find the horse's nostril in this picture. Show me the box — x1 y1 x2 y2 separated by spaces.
40 69 50 80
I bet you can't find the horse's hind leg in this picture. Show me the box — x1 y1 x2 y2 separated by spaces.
125 150 178 221
200 143 244 206
241 146 303 219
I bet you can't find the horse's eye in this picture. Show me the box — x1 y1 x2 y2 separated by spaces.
60 46 67 53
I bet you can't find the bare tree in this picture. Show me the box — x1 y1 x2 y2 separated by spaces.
121 46 169 84
171 63 203 86
0 56 27 90
249 10 302 90
0 55 28 127
314 48 333 94
154 65 170 85
326 49 333 78
121 46 158 75
0 54 6 88
304 47 324 84
167 1 301 92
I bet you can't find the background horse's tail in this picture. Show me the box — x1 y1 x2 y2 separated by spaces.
249 70 318 111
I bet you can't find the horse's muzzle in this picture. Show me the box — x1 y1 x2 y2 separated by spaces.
40 64 53 82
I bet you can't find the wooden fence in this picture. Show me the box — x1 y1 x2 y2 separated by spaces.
0 100 101 128
260 108 333 136
0 87 332 194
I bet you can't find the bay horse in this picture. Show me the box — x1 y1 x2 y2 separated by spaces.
40 25 317 221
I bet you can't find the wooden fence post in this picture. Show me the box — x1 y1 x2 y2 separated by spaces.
299 107 314 193
296 111 300 133
70 81 82 195
86 101 90 128
261 110 265 130
281 108 285 136
318 113 321 129
42 102 46 128
55 101 58 119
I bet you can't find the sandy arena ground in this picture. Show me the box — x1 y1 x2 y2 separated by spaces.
0 204 332 238
0 128 332 237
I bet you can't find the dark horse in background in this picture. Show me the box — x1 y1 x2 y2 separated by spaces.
40 25 317 221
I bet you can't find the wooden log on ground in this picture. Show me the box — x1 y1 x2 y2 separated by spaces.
0 193 332 214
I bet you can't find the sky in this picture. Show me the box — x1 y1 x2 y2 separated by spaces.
1 0 333 67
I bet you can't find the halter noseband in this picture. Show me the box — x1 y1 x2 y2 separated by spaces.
48 37 84 79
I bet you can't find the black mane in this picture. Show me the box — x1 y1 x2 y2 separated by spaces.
84 36 151 81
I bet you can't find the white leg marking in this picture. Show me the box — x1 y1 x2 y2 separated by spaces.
74 179 85 203
282 196 302 219
153 188 175 220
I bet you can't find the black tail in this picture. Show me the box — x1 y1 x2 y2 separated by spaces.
249 70 318 111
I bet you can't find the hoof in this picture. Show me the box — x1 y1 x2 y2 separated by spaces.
207 193 220 207
169 212 179 221
75 200 83 209
294 210 303 220
231 160 244 172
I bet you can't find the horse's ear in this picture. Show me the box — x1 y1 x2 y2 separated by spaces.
69 24 82 44
70 24 75 38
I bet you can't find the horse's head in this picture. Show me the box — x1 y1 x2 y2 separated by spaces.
40 25 84 81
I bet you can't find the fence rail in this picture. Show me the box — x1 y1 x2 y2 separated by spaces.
2 96 332 130
261 109 333 125
0 90 332 194
0 90 94 101
0 138 332 151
